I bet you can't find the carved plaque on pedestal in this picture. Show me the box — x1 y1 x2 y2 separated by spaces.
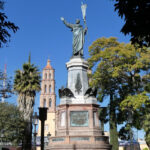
61 112 66 127
70 111 88 127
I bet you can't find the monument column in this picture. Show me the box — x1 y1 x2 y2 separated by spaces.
66 57 89 97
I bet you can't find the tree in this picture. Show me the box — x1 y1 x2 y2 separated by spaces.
119 52 150 148
0 102 27 146
88 37 150 150
0 0 19 48
121 92 150 149
13 56 41 150
0 70 12 101
118 124 131 140
113 0 150 47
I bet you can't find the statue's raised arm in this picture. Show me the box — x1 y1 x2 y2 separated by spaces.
61 17 87 57
61 17 73 29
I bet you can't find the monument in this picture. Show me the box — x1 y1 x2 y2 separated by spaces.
46 3 111 150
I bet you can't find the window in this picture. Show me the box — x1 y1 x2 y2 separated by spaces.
49 99 52 107
43 99 46 107
49 73 51 80
45 73 47 79
44 85 47 93
49 85 51 93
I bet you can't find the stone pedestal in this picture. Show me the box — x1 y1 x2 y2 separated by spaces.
46 57 111 150
66 57 89 97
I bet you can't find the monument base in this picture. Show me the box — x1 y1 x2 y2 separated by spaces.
46 56 112 150
46 104 111 150
46 135 111 150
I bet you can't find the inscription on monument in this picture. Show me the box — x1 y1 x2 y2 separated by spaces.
70 111 88 127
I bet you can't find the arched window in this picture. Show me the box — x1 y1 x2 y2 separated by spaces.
43 99 46 107
45 73 47 79
49 99 52 107
49 85 51 93
49 73 51 80
44 85 47 93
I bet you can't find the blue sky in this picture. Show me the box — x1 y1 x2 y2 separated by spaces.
1 0 144 138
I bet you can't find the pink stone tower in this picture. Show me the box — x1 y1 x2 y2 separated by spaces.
38 59 56 137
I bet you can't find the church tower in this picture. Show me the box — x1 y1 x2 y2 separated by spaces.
38 59 56 137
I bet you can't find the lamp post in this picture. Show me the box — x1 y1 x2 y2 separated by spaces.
32 112 38 150
39 107 48 150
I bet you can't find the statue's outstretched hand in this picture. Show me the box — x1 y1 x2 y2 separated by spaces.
60 17 64 21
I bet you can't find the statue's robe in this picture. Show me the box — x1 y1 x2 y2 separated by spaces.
72 24 84 55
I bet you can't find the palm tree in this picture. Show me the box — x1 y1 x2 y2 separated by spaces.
14 56 41 150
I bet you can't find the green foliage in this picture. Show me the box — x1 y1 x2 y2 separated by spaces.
0 102 27 145
119 125 131 140
113 0 150 47
120 92 150 110
143 148 149 150
0 1 19 48
88 37 150 149
14 61 41 97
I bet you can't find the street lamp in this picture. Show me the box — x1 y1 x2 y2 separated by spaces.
39 107 48 150
32 112 38 150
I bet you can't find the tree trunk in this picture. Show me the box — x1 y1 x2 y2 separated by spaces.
23 122 32 150
109 94 118 150
18 95 34 150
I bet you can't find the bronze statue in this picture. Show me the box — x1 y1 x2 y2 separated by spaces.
61 17 87 57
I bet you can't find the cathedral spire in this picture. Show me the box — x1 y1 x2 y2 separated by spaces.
47 59 50 66
45 59 52 69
